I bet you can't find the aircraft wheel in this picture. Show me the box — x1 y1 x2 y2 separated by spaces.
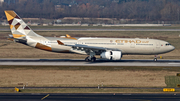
91 57 96 62
85 57 90 62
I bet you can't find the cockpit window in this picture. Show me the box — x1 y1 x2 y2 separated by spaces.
165 43 171 46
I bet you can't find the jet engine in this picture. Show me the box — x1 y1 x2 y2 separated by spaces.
100 51 122 60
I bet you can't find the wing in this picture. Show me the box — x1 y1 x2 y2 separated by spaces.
57 40 120 55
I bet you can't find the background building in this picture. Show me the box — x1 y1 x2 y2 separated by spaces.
0 0 4 6
0 0 4 3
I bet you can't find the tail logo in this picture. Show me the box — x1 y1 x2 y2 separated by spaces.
4 11 39 38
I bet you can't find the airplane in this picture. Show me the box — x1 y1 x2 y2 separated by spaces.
4 10 175 62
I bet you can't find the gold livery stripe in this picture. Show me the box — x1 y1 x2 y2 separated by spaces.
4 11 17 21
10 25 13 29
35 43 52 51
12 34 25 38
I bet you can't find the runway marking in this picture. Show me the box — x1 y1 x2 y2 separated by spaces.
41 94 50 100
122 94 132 95
168 63 180 64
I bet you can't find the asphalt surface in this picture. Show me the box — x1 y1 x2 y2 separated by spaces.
1 93 180 101
1 28 180 31
0 59 180 66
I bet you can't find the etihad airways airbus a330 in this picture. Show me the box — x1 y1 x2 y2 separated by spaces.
4 11 175 62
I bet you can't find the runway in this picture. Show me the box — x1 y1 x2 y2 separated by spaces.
1 28 180 31
1 93 180 101
0 59 180 66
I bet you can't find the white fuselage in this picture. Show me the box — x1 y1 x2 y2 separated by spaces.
26 36 175 55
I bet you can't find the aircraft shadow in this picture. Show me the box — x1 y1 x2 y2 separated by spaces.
0 59 180 63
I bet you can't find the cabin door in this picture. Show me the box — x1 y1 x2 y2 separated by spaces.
130 43 135 48
40 40 51 47
156 42 160 48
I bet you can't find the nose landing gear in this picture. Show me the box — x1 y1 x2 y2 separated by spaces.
154 58 157 62
154 55 157 62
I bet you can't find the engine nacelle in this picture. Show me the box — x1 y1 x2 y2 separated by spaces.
100 51 122 60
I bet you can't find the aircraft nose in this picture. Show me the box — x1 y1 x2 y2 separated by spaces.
171 45 175 51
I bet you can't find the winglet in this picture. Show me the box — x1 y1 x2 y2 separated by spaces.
66 34 77 40
66 34 71 38
57 40 64 45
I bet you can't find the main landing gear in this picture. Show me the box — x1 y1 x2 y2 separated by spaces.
85 51 96 62
85 56 96 62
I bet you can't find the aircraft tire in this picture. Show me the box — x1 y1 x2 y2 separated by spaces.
91 57 96 62
85 57 90 62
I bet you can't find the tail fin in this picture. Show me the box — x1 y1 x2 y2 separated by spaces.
4 10 41 39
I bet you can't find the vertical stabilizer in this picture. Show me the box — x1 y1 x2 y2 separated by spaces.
4 10 42 39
